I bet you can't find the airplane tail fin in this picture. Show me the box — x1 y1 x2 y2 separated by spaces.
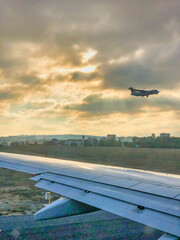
128 87 134 94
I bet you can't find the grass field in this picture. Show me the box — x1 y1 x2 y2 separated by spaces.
0 145 179 216
0 167 60 216
1 145 180 174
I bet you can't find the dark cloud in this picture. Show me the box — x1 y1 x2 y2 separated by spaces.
0 91 19 100
64 94 180 117
151 97 180 111
0 0 180 89
64 94 144 116
0 75 48 109
20 75 41 86
102 63 155 89
71 72 99 82
0 58 24 69
0 0 51 42
53 71 99 83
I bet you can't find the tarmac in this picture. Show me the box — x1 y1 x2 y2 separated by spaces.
0 210 163 240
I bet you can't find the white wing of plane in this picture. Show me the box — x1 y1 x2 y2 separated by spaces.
0 152 179 240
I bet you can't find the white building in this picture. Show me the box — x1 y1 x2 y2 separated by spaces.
126 136 133 142
118 137 133 143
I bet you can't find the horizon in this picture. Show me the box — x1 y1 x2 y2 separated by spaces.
1 1 180 136
0 132 175 139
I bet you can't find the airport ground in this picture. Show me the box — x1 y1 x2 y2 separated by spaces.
1 145 180 174
0 146 179 239
0 211 162 240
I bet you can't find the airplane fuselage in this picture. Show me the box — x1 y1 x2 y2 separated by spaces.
129 88 159 97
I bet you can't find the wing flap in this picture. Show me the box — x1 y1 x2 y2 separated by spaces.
31 172 180 217
35 179 180 237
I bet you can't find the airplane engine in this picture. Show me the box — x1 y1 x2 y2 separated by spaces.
34 197 98 221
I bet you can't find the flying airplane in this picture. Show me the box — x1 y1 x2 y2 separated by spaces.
129 87 160 97
0 152 179 240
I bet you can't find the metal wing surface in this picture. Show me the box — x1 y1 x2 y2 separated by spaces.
132 88 146 92
0 152 179 239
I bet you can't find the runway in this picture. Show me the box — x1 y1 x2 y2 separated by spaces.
0 210 162 239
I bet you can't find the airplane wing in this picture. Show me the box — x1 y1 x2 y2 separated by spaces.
129 88 146 92
134 89 146 92
0 152 179 239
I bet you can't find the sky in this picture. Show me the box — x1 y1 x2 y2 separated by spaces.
0 0 180 137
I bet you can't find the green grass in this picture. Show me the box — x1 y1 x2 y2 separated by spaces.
0 167 60 215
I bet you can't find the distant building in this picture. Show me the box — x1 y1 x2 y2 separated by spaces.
126 136 133 142
107 134 116 141
119 136 132 143
65 136 85 147
118 137 126 141
160 133 170 138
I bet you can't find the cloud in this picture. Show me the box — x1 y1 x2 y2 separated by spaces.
0 0 180 135
1 0 180 90
102 63 154 89
64 94 143 117
151 97 180 111
64 94 180 118
0 91 19 100
20 75 41 86
70 71 99 82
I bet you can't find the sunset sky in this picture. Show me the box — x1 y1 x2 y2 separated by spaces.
0 0 180 137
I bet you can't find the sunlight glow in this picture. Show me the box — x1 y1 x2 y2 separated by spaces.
91 80 101 86
82 49 97 63
80 66 96 72
109 56 130 64
58 65 96 74
134 48 144 59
